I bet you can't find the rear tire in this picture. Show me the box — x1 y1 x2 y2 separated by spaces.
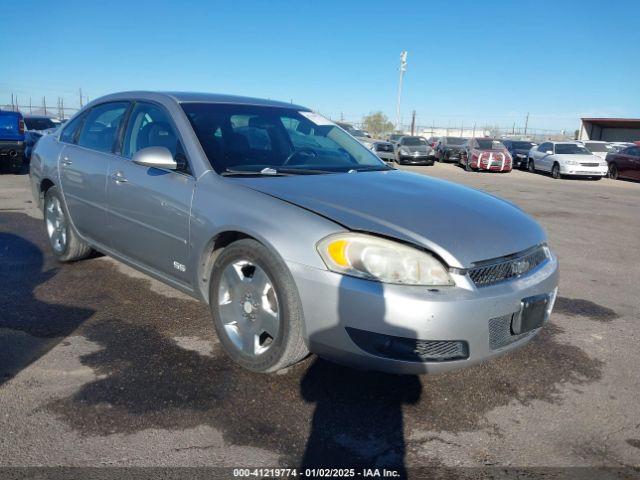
209 239 308 373
44 186 93 262
608 163 618 180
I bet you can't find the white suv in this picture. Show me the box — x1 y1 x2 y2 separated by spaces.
527 141 608 179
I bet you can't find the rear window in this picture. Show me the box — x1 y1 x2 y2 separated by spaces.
476 139 504 150
445 137 466 145
24 117 57 131
512 141 534 149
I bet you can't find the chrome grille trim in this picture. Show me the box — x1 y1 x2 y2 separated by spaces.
467 245 549 287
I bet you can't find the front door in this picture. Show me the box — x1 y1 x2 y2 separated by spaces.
107 102 194 284
59 102 129 247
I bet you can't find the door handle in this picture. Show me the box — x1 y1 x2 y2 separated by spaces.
111 171 128 183
61 156 72 166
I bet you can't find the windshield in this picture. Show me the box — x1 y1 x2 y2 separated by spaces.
476 139 504 150
182 103 390 174
555 143 591 155
445 137 466 145
24 117 57 130
512 141 534 149
585 142 613 153
402 137 427 146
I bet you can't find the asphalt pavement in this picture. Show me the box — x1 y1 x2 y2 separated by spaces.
0 163 639 472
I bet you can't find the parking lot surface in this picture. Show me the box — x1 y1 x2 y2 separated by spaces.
1 164 639 470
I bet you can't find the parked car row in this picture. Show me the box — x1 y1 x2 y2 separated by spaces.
0 109 64 172
363 131 639 182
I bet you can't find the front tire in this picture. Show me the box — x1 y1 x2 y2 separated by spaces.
209 239 308 373
551 162 561 179
608 163 619 180
44 186 93 262
528 159 535 173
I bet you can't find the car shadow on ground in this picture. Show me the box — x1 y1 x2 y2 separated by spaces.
0 229 95 386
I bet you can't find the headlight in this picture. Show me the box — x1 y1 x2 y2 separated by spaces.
564 160 579 165
317 233 454 286
399 148 409 155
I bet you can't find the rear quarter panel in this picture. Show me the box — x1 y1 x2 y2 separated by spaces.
29 134 63 208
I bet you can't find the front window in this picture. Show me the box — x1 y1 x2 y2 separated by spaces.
182 103 390 174
24 117 57 131
401 137 427 146
555 143 591 155
445 137 466 145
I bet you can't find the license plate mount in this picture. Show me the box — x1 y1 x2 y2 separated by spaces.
511 294 550 335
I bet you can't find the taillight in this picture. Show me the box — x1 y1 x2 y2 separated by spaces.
18 119 25 134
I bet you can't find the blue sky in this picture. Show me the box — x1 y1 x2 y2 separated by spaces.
1 0 638 132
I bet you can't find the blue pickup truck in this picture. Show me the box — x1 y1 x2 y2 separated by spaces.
0 110 25 172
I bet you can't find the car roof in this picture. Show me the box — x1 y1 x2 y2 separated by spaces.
88 91 310 111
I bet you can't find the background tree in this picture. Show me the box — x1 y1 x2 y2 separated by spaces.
362 111 394 138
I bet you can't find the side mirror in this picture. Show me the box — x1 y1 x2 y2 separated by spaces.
546 150 553 155
132 146 177 170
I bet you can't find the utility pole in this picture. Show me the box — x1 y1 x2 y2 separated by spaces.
11 93 14 111
29 97 32 114
395 51 408 131
43 97 47 116
79 88 83 108
472 123 476 138
524 112 529 135
460 121 464 137
410 110 416 136
512 122 515 135
61 98 65 120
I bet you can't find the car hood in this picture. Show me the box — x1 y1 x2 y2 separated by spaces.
233 170 545 268
555 154 601 162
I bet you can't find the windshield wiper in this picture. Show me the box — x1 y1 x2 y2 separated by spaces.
220 167 287 177
351 165 395 172
276 167 335 175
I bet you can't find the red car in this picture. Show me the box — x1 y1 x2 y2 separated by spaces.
460 138 512 172
606 143 640 181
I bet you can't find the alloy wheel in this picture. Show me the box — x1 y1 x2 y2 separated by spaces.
217 260 280 357
45 195 67 253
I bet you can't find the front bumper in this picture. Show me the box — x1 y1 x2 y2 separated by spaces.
375 151 395 162
289 253 559 374
398 154 434 164
559 164 607 176
0 141 24 160
513 154 528 168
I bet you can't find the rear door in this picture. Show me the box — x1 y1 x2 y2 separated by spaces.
59 102 129 246
106 101 194 284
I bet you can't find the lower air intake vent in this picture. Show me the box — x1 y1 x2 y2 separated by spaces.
346 327 469 362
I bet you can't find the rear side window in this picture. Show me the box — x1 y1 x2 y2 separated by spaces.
59 113 86 144
77 102 129 153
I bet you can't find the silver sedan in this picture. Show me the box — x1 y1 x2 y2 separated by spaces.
29 91 559 374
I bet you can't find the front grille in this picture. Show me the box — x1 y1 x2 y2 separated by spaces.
488 313 536 350
580 162 600 167
468 245 548 287
346 327 469 362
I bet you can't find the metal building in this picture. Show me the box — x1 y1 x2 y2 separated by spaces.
579 118 640 142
